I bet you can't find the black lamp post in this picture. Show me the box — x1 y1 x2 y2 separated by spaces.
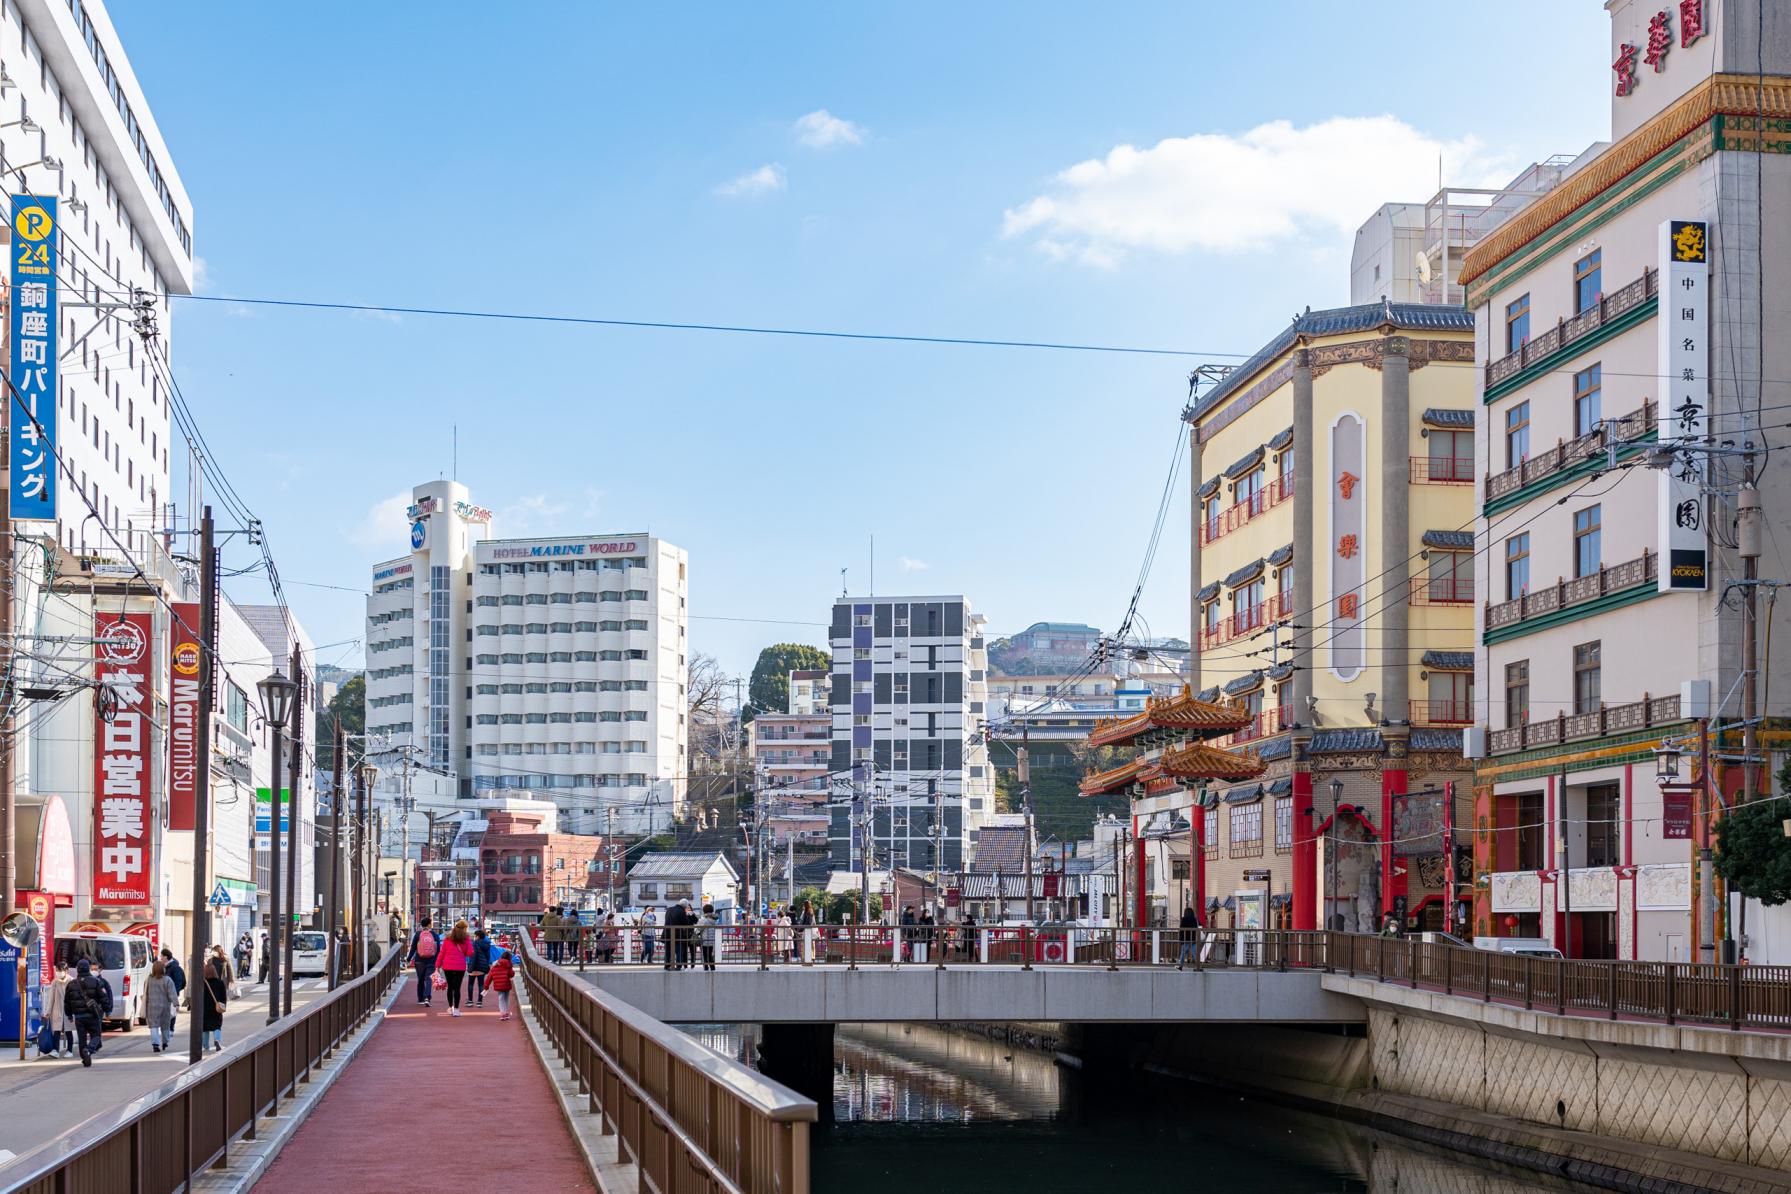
357 760 378 976
1328 779 1344 932
256 669 297 1023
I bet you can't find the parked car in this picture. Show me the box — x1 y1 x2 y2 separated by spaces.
55 932 151 1030
291 931 331 976
1472 936 1564 958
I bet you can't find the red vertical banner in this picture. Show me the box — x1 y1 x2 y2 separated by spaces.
92 610 155 906
168 603 202 831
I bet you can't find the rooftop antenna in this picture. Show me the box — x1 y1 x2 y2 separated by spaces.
841 567 848 596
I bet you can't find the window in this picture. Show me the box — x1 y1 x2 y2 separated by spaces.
1573 641 1602 714
1505 533 1530 600
1585 783 1621 868
1505 292 1530 353
225 682 249 733
1274 796 1293 854
1505 401 1530 468
1233 577 1264 629
1237 463 1266 509
1516 791 1545 870
1573 363 1601 438
1427 428 1473 481
1228 802 1262 858
1425 551 1470 603
1573 249 1602 314
1504 660 1529 727
1278 446 1294 484
1573 505 1601 578
1202 808 1218 859
1426 672 1471 723
1202 601 1220 636
1202 494 1221 540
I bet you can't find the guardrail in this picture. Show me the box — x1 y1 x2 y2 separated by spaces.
2 943 406 1194
533 924 1791 1032
517 929 816 1194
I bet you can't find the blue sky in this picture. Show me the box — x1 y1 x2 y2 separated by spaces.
110 2 1613 681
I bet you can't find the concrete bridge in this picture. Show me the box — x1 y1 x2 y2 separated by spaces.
571 963 1366 1025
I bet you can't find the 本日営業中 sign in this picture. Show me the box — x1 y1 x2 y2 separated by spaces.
9 195 58 520
92 611 154 905
168 603 203 831
1658 219 1709 593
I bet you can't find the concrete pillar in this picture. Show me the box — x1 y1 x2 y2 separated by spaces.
757 1022 835 1124
1187 421 1204 691
1379 337 1412 725
1291 349 1315 723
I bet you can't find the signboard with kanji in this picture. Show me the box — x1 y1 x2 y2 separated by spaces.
1329 414 1366 679
1658 219 1709 593
1662 787 1694 839
9 195 58 520
92 611 154 905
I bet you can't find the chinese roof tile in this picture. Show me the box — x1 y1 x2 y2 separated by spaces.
1266 662 1295 682
1222 782 1265 804
1196 686 1221 704
1256 736 1293 761
1422 529 1475 550
1410 727 1465 751
1196 582 1221 603
1421 650 1474 671
1268 543 1295 568
1157 739 1265 782
1267 426 1295 451
1197 476 1222 499
1223 446 1266 479
1422 407 1476 429
1223 671 1264 695
1188 301 1476 421
1222 558 1265 589
1085 687 1252 749
1077 757 1147 796
1309 728 1384 754
1267 777 1293 796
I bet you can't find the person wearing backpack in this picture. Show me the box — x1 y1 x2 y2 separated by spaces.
407 915 441 1007
64 958 113 1067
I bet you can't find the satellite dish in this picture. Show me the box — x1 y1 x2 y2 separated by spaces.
1414 250 1433 285
1 911 39 952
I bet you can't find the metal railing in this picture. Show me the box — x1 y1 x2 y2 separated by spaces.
1409 576 1473 606
1410 698 1473 726
1409 455 1474 484
1486 401 1656 501
1198 475 1294 545
1487 691 1681 754
517 930 815 1193
1486 268 1657 388
1 945 406 1194
532 925 1791 1034
1486 549 1656 631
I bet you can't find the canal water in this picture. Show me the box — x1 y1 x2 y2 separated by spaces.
682 1022 1603 1193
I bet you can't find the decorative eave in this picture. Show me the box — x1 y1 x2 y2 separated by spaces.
1157 740 1265 783
1459 74 1791 294
1078 757 1148 796
1085 686 1252 749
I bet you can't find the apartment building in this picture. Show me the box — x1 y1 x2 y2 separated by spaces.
1181 298 1479 934
826 596 994 873
366 480 690 841
1466 0 1791 962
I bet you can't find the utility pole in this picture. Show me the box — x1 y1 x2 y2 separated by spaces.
186 508 216 1063
327 716 343 988
266 697 285 1024
1735 467 1762 964
605 806 616 913
1698 716 1714 961
283 643 303 1018
0 475 13 924
355 761 370 976
1021 723 1034 924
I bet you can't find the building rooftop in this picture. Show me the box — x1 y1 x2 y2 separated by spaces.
626 851 739 881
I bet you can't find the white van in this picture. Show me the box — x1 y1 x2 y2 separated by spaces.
291 931 330 977
1472 936 1565 959
54 933 152 1030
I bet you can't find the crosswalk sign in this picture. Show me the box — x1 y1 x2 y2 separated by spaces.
208 882 232 907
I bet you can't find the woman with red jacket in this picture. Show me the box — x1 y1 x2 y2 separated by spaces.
486 949 516 1020
436 920 475 1017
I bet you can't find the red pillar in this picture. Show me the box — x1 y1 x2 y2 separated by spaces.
1381 763 1407 927
1291 768 1316 930
1192 801 1208 927
1132 814 1148 929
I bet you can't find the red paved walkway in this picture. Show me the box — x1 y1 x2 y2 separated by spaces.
255 973 594 1192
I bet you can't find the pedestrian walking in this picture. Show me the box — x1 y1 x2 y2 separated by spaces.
917 911 936 965
1176 905 1199 970
775 909 793 964
145 960 179 1053
900 905 917 963
44 962 73 1058
698 904 718 971
487 949 516 1020
64 958 111 1067
436 919 474 1016
962 912 978 962
159 947 187 1008
233 934 251 980
660 903 682 971
598 915 618 964
641 908 659 965
407 915 440 1007
468 928 493 1007
200 956 229 1052
796 900 816 965
540 907 563 964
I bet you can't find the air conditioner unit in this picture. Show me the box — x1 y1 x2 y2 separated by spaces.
1462 726 1487 760
1681 679 1712 721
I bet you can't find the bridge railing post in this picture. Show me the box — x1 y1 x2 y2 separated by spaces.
1149 929 1159 967
760 924 769 972
979 927 989 966
1022 926 1033 971
847 925 857 972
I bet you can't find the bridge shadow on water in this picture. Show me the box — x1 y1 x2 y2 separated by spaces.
680 1022 1604 1194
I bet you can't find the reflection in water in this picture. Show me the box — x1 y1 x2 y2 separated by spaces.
680 1023 1602 1194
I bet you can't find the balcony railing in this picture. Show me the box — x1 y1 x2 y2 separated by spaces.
1410 455 1475 484
1232 705 1290 744
1410 576 1473 605
756 731 830 742
1485 549 1655 633
1487 401 1656 502
1411 699 1473 726
1487 692 1682 755
1199 475 1294 545
1197 592 1293 651
1486 268 1658 389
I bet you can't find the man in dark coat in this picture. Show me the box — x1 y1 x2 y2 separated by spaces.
64 959 112 1067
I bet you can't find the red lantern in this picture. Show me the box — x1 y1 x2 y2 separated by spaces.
1504 915 1519 934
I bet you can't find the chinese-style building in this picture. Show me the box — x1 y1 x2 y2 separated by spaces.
1181 299 1479 934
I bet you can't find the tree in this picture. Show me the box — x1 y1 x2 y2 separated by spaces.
1715 786 1791 906
746 642 830 719
315 674 365 777
686 652 735 767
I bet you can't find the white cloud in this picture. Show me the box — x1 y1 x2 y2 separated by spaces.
899 556 929 573
715 163 787 197
793 109 865 149
346 490 412 550
191 255 212 292
1002 116 1510 266
497 493 570 535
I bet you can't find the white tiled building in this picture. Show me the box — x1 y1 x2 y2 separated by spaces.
366 480 689 840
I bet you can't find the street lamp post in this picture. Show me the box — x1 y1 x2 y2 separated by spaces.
357 760 377 976
1328 779 1344 932
256 669 297 1025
